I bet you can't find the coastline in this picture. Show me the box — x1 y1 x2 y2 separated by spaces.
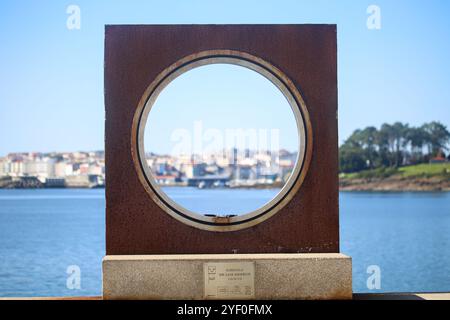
340 176 450 192
1 178 450 192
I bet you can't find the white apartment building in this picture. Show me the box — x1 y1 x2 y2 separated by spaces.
0 158 9 176
54 161 74 177
9 161 24 177
23 158 55 179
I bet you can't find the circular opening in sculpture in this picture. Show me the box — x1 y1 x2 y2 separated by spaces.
133 51 312 232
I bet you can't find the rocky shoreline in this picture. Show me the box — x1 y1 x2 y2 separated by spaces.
2 176 450 192
339 176 450 192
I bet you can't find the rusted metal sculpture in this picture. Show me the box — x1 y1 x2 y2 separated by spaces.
105 25 338 255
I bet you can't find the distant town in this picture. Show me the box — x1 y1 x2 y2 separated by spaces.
0 151 105 189
0 149 297 189
146 148 297 189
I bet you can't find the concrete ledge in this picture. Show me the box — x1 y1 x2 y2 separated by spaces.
3 293 450 300
354 293 450 300
102 253 352 300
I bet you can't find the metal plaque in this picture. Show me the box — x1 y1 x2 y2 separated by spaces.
204 262 255 299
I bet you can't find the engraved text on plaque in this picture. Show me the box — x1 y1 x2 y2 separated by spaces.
204 262 255 299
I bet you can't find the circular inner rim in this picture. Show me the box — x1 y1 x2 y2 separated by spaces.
136 53 309 229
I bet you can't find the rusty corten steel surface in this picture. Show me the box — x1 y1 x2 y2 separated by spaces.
104 25 339 255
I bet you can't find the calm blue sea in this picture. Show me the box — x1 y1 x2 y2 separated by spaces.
0 188 449 297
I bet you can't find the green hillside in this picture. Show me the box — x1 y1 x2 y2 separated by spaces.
398 163 450 177
340 163 450 180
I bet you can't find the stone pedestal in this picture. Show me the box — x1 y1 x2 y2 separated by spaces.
103 253 352 300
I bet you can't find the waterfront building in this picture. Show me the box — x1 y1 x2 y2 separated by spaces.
0 158 9 176
9 160 24 177
88 162 104 175
154 175 178 185
22 158 56 179
54 161 68 177
183 163 206 178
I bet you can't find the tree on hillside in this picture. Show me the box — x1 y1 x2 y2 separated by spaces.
406 126 427 163
339 121 450 173
392 122 409 167
378 124 396 167
358 127 378 169
339 143 366 173
421 122 450 156
339 129 366 173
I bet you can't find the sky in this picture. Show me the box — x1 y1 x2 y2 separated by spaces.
1 0 450 155
145 64 299 155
